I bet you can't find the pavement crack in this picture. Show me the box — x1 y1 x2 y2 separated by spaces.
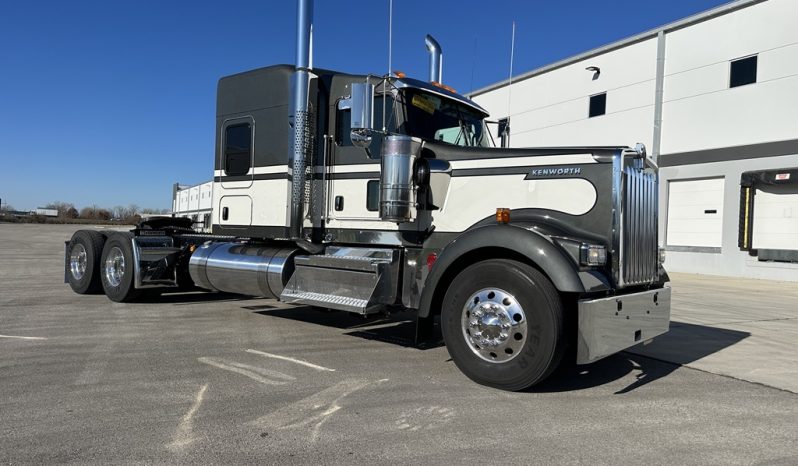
248 378 387 443
167 383 208 451
198 357 295 385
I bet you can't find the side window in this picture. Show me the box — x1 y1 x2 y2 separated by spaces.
366 180 379 211
336 109 352 146
224 123 252 176
497 117 510 148
335 96 395 151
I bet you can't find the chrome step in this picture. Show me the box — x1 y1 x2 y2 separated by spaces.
280 246 401 315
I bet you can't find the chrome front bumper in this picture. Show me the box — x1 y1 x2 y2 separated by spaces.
576 287 671 364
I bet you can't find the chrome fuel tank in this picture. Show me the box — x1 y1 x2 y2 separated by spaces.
188 242 300 298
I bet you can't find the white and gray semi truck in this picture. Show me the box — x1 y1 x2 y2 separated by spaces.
64 0 671 390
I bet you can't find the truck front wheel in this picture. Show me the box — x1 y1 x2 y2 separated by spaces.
100 232 143 302
441 259 565 391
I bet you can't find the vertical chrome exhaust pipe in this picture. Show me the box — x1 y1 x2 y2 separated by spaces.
424 34 442 83
289 0 313 240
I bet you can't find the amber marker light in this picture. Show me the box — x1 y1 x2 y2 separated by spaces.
496 208 511 224
393 71 406 78
426 253 438 271
442 84 457 93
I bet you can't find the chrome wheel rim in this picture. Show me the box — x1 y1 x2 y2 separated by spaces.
461 287 527 363
69 244 87 280
104 246 125 287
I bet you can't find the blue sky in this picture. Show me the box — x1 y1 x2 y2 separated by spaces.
0 0 729 211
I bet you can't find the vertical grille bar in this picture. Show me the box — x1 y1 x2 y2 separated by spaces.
621 164 658 285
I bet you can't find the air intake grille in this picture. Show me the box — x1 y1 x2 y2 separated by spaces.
622 165 658 285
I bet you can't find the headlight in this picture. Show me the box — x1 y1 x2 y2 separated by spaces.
580 244 607 266
659 247 666 264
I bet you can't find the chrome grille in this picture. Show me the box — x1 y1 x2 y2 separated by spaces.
621 164 658 285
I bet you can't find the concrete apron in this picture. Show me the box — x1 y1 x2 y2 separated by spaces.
626 272 798 393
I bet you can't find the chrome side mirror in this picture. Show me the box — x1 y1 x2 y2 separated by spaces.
349 82 374 148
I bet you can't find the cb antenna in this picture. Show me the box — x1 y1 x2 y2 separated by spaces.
505 20 516 143
388 0 393 77
383 0 394 132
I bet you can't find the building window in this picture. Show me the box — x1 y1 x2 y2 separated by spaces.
224 123 252 176
589 92 606 118
730 55 757 88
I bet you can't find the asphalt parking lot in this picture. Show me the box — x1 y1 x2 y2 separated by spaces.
1 224 796 464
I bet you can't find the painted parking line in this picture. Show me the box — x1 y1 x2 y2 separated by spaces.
0 334 47 340
246 349 336 372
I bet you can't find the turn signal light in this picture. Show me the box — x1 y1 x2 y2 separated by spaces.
496 208 511 224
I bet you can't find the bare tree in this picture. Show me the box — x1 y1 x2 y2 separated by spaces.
96 209 112 221
79 207 96 219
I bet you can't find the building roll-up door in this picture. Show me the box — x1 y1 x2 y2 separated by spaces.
666 178 725 249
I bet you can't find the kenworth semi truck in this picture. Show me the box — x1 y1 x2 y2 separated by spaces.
64 0 670 390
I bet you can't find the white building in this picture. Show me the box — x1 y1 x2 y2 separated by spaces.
471 0 798 281
172 181 213 232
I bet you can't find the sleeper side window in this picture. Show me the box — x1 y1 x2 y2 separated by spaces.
224 123 252 176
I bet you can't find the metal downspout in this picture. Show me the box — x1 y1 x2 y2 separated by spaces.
652 30 666 165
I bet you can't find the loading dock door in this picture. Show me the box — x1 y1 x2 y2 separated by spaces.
666 178 725 248
752 191 798 250
739 167 798 262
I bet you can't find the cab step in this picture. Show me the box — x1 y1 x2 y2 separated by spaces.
279 246 401 315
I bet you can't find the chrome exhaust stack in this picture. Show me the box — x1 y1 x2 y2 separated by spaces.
424 34 442 83
288 0 314 240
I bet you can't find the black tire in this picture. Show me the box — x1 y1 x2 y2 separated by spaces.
100 232 143 303
441 259 565 391
66 230 107 294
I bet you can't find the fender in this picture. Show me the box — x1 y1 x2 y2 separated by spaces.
417 224 585 318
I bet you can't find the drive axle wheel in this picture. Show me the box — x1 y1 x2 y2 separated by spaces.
441 259 565 391
100 232 143 302
66 230 107 294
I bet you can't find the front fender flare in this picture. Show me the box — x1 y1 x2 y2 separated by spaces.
418 224 585 318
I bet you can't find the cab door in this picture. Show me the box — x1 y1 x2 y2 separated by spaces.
325 99 392 230
216 116 254 227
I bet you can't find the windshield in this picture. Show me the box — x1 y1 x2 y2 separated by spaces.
399 89 493 148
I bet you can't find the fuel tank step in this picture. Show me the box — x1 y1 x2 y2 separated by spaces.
279 246 401 315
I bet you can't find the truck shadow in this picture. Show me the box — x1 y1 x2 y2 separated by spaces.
252 306 443 348
147 290 259 305
533 321 750 394
251 306 750 394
